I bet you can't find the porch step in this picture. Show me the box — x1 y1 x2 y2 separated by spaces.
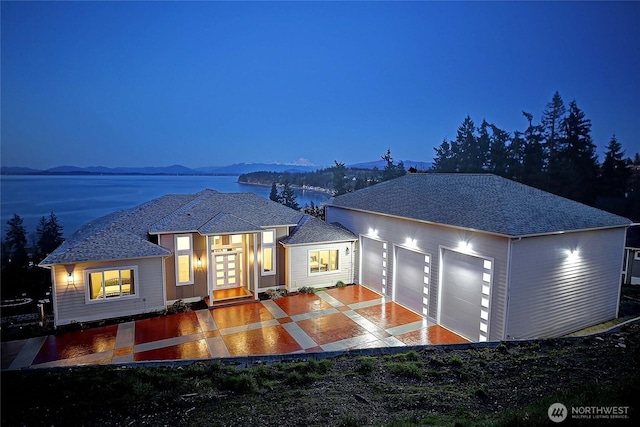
208 295 257 308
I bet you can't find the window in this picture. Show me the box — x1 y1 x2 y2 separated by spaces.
175 234 193 285
262 230 276 275
86 267 137 302
309 249 340 274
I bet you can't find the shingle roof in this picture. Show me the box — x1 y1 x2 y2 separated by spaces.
281 215 357 246
327 174 632 237
40 189 304 266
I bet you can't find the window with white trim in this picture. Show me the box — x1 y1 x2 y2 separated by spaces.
86 267 137 302
262 230 276 275
175 234 194 285
309 249 339 274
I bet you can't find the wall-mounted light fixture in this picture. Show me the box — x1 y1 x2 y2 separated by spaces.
458 240 471 252
196 257 202 269
345 247 350 255
368 228 378 237
567 248 579 260
68 272 74 285
405 237 417 248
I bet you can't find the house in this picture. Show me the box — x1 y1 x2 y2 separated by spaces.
39 189 355 327
622 226 640 285
325 173 632 341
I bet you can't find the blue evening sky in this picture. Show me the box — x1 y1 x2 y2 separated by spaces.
2 1 639 169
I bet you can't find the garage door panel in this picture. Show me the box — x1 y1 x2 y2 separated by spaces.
395 247 429 316
361 237 385 295
441 249 489 342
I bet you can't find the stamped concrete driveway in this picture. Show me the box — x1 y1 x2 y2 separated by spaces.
2 285 467 370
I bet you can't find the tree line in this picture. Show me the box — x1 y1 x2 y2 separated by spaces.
433 91 635 218
1 212 64 298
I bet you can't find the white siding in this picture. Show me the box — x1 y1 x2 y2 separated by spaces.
53 257 166 326
326 206 510 340
286 243 354 291
506 228 626 339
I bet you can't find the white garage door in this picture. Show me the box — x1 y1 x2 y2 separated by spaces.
440 249 492 341
360 236 386 295
394 247 430 316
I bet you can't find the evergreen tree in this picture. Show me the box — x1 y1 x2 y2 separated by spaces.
600 135 629 198
433 138 457 172
487 124 510 177
542 92 567 185
3 213 28 268
36 212 64 259
380 148 397 181
521 111 546 189
269 182 279 202
553 100 599 204
331 160 349 196
455 116 482 173
279 182 300 210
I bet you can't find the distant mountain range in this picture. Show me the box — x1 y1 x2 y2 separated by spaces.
1 160 432 176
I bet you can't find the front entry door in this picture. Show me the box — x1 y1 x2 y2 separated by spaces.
213 251 242 289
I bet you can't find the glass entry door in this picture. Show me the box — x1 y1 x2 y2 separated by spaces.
210 234 244 290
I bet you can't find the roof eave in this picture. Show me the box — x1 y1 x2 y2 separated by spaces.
280 238 358 247
38 252 171 267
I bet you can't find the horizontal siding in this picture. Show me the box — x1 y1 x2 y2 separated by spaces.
286 243 354 291
506 228 626 339
326 206 510 340
53 257 166 326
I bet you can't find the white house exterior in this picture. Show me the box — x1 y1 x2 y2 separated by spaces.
325 173 631 341
41 190 354 327
280 215 357 292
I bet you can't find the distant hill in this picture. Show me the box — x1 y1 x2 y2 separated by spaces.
1 160 430 176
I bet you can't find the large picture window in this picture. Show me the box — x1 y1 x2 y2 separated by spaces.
87 267 137 301
262 230 276 275
309 249 339 274
175 234 194 285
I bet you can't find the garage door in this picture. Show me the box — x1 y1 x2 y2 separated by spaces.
360 236 386 295
440 249 492 341
394 247 430 316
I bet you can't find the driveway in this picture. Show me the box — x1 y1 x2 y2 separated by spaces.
2 285 467 370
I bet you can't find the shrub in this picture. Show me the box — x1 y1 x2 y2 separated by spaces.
336 280 346 288
265 288 288 299
166 299 190 314
297 286 315 294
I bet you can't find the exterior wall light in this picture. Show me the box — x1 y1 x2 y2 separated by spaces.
405 237 417 248
458 240 471 252
368 228 378 237
68 272 74 285
196 257 202 269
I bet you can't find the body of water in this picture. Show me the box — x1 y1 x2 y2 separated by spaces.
1 175 330 238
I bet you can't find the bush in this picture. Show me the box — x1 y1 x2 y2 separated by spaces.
297 286 315 294
265 288 288 299
336 280 346 288
166 299 191 314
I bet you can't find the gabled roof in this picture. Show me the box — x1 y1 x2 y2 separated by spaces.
281 215 357 246
40 189 304 266
327 174 632 237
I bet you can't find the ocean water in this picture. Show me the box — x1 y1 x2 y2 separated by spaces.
0 175 330 238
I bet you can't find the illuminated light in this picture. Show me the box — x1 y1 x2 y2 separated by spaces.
68 273 74 285
458 240 471 252
196 257 202 269
405 237 417 248
368 228 378 237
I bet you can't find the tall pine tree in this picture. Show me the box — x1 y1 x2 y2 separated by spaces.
600 135 629 198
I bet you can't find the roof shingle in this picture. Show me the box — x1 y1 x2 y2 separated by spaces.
327 174 631 237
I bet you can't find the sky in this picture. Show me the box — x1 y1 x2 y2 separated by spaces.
1 1 639 170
